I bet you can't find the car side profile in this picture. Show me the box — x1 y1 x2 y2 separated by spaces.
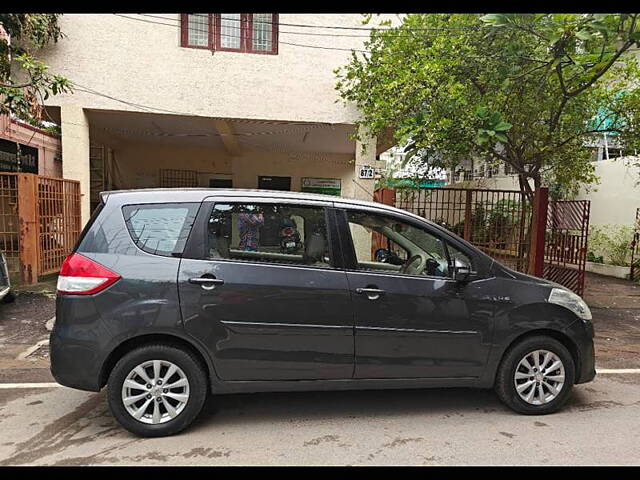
50 189 595 437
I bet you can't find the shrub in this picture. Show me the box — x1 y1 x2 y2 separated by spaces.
587 225 634 266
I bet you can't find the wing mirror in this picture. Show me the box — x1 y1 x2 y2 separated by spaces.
452 258 476 283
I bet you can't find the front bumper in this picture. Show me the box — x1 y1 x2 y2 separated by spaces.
567 319 596 384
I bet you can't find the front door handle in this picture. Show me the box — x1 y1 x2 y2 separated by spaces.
189 277 224 290
355 287 385 300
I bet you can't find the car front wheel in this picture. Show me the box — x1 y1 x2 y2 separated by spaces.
107 344 208 437
495 335 575 415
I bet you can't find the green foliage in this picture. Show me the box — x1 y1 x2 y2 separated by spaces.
336 13 640 195
470 199 525 248
0 14 72 123
588 224 634 266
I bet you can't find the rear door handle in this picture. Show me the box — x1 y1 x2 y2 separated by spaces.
189 277 224 290
355 287 385 300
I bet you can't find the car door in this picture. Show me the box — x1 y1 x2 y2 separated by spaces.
335 206 495 379
178 198 354 381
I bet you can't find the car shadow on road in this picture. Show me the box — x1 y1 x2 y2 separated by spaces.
41 383 600 439
188 384 604 432
190 387 508 431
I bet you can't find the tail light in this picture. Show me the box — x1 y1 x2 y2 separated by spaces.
57 253 121 295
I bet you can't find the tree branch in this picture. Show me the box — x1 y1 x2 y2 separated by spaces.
0 81 33 88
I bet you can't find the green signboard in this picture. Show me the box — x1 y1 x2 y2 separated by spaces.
300 177 341 196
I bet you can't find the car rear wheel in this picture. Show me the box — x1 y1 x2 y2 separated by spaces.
495 335 575 415
107 344 208 437
1 290 15 304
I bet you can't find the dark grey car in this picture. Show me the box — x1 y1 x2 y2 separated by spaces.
50 189 595 437
0 251 15 304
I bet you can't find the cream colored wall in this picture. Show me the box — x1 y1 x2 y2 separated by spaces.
463 175 524 190
108 140 233 189
106 139 357 197
61 105 91 224
232 150 355 193
575 157 640 228
39 14 399 125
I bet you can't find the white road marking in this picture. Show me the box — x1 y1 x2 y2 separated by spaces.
596 368 640 374
0 382 61 389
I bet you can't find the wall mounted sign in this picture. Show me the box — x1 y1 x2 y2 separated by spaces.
300 177 341 196
0 138 38 174
358 165 375 179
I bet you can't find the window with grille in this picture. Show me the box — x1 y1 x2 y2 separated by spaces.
181 14 278 54
159 169 198 188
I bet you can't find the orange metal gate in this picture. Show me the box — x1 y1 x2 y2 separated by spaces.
37 176 82 276
0 172 81 284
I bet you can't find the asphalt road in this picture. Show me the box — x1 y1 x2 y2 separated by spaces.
0 374 639 466
1 273 639 465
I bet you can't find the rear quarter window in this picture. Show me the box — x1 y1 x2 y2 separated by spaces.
122 203 200 257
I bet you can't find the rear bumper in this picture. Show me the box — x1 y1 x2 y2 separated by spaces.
49 322 102 392
0 286 9 301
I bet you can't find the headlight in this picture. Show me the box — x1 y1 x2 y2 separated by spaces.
548 287 592 321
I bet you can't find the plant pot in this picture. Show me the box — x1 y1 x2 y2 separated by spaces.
585 261 630 280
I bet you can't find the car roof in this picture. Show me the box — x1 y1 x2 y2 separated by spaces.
101 187 438 228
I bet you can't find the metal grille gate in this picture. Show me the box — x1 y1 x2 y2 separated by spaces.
544 200 590 296
375 187 590 295
393 187 533 273
0 172 81 284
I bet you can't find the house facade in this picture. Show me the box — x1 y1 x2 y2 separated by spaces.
0 115 62 177
37 13 396 225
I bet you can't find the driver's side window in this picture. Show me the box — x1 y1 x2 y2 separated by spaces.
346 210 450 277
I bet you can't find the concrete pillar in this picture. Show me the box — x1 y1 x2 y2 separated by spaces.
352 127 377 201
61 104 91 226
351 127 378 261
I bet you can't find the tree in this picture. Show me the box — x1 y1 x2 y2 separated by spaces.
336 13 640 198
0 14 72 124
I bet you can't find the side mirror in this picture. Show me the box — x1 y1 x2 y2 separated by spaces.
452 258 474 283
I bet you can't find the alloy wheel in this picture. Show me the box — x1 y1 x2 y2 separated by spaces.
121 360 190 425
513 349 565 405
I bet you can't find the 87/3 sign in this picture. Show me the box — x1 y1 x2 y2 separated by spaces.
358 165 375 179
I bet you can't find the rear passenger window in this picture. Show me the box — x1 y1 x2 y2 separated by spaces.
123 203 200 257
206 203 332 268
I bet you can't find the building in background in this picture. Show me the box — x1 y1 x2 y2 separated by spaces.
378 144 447 187
0 115 62 177
36 13 399 225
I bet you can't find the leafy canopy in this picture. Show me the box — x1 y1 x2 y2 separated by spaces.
0 14 72 124
336 13 640 196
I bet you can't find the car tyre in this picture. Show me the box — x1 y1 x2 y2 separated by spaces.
495 335 575 415
1 290 15 304
107 344 208 437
